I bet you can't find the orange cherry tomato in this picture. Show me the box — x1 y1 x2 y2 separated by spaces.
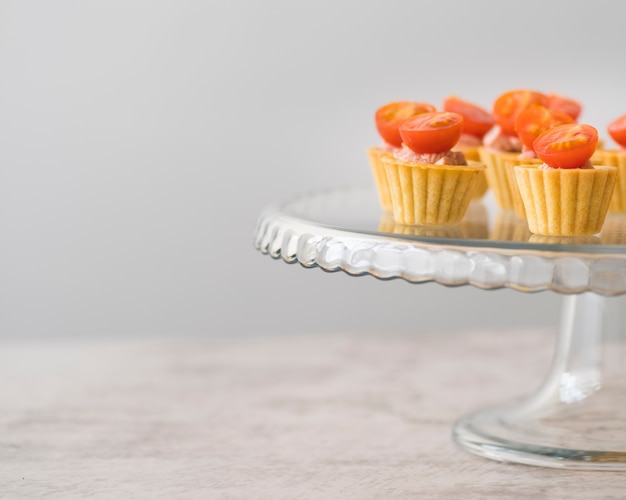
399 111 463 154
493 89 549 137
375 101 437 147
547 93 582 121
515 105 575 150
608 114 626 148
443 96 494 139
533 123 598 169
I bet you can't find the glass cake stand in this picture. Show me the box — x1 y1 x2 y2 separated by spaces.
253 185 626 470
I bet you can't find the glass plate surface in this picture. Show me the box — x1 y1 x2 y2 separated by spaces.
254 185 626 295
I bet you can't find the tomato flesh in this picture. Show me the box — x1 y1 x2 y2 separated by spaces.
375 101 437 147
608 114 626 148
533 123 598 169
515 105 575 150
547 93 582 121
493 89 548 137
442 96 494 139
399 112 463 154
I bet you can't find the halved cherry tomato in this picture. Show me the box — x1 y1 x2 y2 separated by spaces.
533 123 598 169
375 101 437 147
515 105 575 150
493 89 548 137
399 112 463 154
547 93 582 121
608 114 626 148
443 96 494 139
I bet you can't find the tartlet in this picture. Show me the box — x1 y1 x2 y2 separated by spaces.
369 101 436 212
505 104 575 219
479 89 549 212
514 123 616 236
382 111 486 226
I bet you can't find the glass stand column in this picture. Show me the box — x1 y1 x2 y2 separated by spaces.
453 292 626 470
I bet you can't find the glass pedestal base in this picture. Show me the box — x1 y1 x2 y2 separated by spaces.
454 293 626 470
254 187 626 470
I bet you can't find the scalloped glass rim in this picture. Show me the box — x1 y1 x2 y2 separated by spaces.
254 186 626 296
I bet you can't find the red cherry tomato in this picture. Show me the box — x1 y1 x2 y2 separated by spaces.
533 123 598 169
608 114 626 148
493 89 548 137
442 96 494 139
515 105 575 150
547 93 582 121
399 112 463 154
375 101 437 147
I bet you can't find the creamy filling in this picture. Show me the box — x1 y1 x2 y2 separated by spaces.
518 145 538 159
483 126 522 152
394 144 467 165
539 160 594 170
457 133 482 148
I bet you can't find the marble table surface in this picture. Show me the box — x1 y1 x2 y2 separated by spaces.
1 329 625 499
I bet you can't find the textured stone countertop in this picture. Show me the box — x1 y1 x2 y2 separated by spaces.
1 329 625 499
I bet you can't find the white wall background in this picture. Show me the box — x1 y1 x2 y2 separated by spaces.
0 0 623 339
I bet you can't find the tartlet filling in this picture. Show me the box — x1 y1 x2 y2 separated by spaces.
394 145 467 165
483 126 522 152
538 160 594 170
457 133 482 148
